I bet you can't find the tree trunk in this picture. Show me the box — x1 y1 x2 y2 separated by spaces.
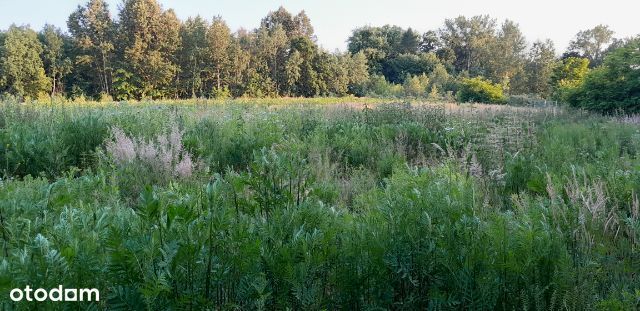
217 68 221 90
51 71 57 97
101 51 109 95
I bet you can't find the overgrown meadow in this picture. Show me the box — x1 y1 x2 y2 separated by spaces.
0 98 639 310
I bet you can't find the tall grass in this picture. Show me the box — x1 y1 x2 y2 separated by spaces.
0 99 638 309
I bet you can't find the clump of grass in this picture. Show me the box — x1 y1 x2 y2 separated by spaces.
104 123 202 199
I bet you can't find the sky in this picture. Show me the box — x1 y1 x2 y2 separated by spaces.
0 0 638 53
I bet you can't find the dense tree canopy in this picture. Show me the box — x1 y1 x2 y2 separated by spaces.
567 38 640 113
0 25 51 98
457 77 506 104
551 57 590 102
67 0 115 97
439 15 497 76
0 0 637 113
525 39 556 97
567 25 615 67
117 0 182 98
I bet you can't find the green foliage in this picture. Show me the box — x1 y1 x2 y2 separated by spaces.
0 25 51 99
117 0 181 99
211 85 231 99
439 15 497 76
383 52 440 83
525 39 556 97
2 4 628 103
66 0 115 97
0 105 109 178
402 74 430 98
0 1 634 104
567 24 615 67
111 69 139 100
363 74 404 97
1 101 638 309
551 57 590 102
457 77 506 104
39 24 72 96
566 38 640 113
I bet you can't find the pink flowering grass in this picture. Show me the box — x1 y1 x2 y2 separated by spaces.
105 127 136 163
105 124 199 180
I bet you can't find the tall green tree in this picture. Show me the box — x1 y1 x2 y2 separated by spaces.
345 51 370 95
348 25 405 74
567 25 614 67
39 24 72 96
348 26 388 74
0 25 50 98
261 7 315 40
567 38 640 113
207 17 232 94
178 16 209 98
525 39 556 97
67 0 115 97
118 0 181 98
420 30 440 53
551 57 590 101
486 20 527 92
289 36 320 97
398 28 421 54
439 15 497 75
284 50 303 95
227 33 251 97
253 25 289 95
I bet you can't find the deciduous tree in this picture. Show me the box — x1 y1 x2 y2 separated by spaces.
567 38 640 113
568 25 614 67
439 15 497 75
207 17 232 93
178 16 209 98
486 20 527 92
118 0 181 98
39 24 72 96
0 25 51 98
525 39 556 97
67 0 115 97
551 57 590 101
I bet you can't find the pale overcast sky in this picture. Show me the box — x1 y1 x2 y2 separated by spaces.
0 0 638 52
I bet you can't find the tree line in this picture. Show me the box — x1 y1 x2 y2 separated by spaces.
348 18 637 110
0 0 638 112
0 0 369 101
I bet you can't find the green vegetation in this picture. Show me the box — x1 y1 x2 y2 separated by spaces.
0 0 638 111
567 38 640 113
551 57 591 103
456 77 506 104
0 0 639 309
0 100 638 309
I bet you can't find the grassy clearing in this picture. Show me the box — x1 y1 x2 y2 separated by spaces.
0 99 638 310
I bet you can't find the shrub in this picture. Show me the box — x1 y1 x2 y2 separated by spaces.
365 74 403 98
402 74 430 98
457 77 506 104
0 121 66 178
551 57 590 103
211 86 231 99
59 113 110 169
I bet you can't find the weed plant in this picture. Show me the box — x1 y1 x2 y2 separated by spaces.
0 100 638 310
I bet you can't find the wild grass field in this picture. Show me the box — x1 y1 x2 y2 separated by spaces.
0 98 639 310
